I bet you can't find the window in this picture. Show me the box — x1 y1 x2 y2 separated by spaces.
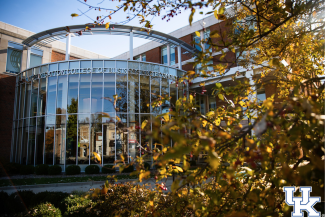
234 15 256 35
142 54 146 61
195 60 214 75
134 56 141 61
257 90 266 103
30 48 43 68
193 29 211 52
134 54 146 62
161 46 175 65
6 47 22 74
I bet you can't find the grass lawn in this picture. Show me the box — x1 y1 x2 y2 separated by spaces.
0 174 140 187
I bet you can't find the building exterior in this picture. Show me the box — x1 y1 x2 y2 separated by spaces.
1 9 277 171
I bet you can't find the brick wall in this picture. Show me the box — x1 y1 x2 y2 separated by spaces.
51 50 79 62
145 47 161 64
0 74 16 162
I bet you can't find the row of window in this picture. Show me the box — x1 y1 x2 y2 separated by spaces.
6 42 43 74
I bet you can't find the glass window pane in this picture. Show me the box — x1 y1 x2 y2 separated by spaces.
116 74 127 112
30 80 38 117
30 54 42 68
66 114 77 165
80 61 91 68
161 78 169 113
91 74 103 113
16 120 23 163
140 115 151 163
78 114 90 165
34 67 40 75
116 114 127 162
45 116 55 164
104 61 115 68
170 47 175 65
128 114 140 160
15 85 20 120
47 77 57 115
140 76 150 113
19 84 25 119
59 62 68 70
90 114 102 165
39 78 47 116
6 48 22 74
68 74 79 113
128 74 139 113
57 75 67 114
69 61 79 69
151 77 160 114
27 118 36 165
103 113 116 165
161 46 167 65
116 61 127 68
41 65 48 73
93 60 103 68
142 54 146 62
55 115 65 165
36 117 45 164
49 63 58 71
103 74 115 113
79 74 91 113
21 119 29 164
24 84 31 118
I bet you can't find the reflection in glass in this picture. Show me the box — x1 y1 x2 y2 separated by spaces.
128 114 140 161
91 74 103 114
161 78 169 114
36 117 44 164
39 78 46 116
103 113 116 165
45 116 55 165
68 74 78 113
78 115 90 165
116 74 127 112
66 114 77 165
19 84 25 119
170 79 177 111
140 115 151 163
140 76 150 113
116 114 127 162
30 80 38 117
57 75 67 114
151 77 160 114
128 74 139 113
90 114 102 165
15 85 20 120
47 77 57 115
103 74 115 113
79 74 91 113
25 84 31 118
55 115 66 165
27 118 36 165
21 119 29 164
16 120 23 163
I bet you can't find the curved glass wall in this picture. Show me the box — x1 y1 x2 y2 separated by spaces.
11 60 184 171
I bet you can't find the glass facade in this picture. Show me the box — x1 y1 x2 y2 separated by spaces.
11 60 183 171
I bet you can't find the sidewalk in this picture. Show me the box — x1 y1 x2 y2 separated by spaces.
0 177 175 194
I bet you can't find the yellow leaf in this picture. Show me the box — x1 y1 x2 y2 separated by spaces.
105 22 110 29
163 113 169 122
266 147 272 153
141 120 148 130
187 71 195 75
209 124 213 131
139 171 150 182
149 200 154 206
213 10 218 19
175 166 183 173
71 13 79 17
195 31 200 37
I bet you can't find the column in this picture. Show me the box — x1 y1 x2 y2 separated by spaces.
26 47 31 69
167 44 171 66
139 54 142 61
129 31 134 60
177 46 182 69
65 33 71 61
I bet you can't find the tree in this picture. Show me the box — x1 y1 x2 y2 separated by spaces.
73 1 324 215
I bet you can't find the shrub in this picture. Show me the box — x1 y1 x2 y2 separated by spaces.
60 194 93 216
102 165 116 174
0 191 9 214
85 165 100 174
189 160 197 167
48 165 62 175
7 190 36 214
30 202 61 217
19 165 34 175
30 191 69 208
144 162 151 170
65 165 80 175
35 164 49 175
122 164 134 173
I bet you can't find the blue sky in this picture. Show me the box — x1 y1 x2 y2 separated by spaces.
0 0 212 57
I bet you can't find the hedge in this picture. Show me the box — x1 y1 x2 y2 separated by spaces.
122 164 134 173
85 165 100 174
35 164 49 175
65 165 81 175
48 165 62 175
144 162 151 170
19 165 34 175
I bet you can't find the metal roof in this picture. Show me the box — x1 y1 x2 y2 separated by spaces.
22 24 198 54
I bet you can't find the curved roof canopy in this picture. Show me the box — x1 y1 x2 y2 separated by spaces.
22 24 197 54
